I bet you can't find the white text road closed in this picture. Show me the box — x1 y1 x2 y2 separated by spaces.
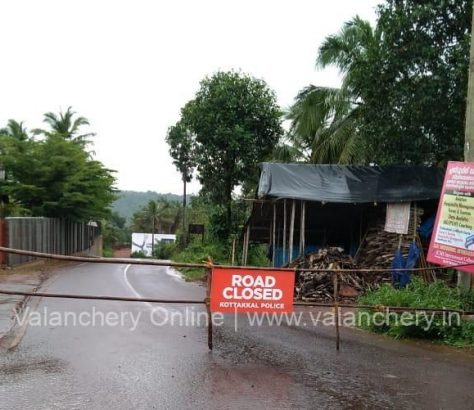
210 268 295 313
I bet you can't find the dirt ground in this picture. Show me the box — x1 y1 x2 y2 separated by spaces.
113 247 131 258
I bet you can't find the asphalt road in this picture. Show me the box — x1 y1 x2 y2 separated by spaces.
1 262 474 410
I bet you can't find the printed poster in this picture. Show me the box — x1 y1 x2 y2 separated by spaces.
427 161 474 273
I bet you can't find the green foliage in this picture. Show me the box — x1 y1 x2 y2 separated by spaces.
33 106 96 146
0 119 29 141
112 191 186 221
0 131 116 221
179 71 283 238
184 195 211 228
207 199 248 242
285 17 380 165
166 120 195 183
171 239 228 280
102 212 130 249
152 241 175 260
365 0 471 164
131 198 181 234
358 278 474 346
102 247 114 257
285 1 471 166
131 250 147 258
247 244 270 267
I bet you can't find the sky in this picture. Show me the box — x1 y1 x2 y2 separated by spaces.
0 0 379 195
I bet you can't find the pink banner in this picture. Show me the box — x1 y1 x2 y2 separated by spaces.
427 161 474 273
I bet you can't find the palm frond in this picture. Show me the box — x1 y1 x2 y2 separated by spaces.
311 107 365 164
271 142 306 162
287 85 342 146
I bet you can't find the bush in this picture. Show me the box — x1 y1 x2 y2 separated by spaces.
170 239 228 280
152 241 175 259
247 244 270 267
358 278 474 347
131 250 147 258
102 247 114 257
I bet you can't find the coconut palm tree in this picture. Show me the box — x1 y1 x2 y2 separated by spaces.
0 119 29 141
132 199 182 256
284 16 381 164
166 121 195 235
33 106 96 145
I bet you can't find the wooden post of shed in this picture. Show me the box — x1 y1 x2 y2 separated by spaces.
299 201 306 256
289 199 295 263
231 238 236 266
243 224 250 265
241 229 247 265
272 202 276 267
283 199 287 265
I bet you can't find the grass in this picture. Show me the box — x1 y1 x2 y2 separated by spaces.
170 241 227 280
169 240 269 280
102 247 114 257
358 277 474 347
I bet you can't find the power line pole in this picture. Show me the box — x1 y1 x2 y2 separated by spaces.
460 1 474 290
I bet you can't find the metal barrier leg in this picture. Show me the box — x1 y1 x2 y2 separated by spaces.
206 266 213 350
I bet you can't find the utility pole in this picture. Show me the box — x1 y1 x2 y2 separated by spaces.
460 1 474 290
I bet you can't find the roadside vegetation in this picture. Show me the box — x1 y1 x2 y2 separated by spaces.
0 108 119 258
127 195 270 280
358 278 474 347
0 109 116 220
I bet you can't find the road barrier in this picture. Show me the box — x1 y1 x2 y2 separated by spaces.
0 246 473 351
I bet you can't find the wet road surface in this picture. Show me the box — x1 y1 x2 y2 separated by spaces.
1 262 474 409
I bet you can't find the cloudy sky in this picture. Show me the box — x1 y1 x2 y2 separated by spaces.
0 0 378 194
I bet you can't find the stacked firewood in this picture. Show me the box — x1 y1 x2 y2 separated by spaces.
355 206 423 269
289 205 427 302
290 247 376 302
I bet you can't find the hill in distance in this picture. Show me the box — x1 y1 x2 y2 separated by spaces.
113 190 186 221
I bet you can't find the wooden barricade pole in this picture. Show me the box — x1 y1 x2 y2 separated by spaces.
206 259 213 350
333 273 340 351
0 218 6 265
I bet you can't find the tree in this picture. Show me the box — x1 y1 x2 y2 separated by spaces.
34 106 96 145
166 121 195 235
0 133 116 220
102 212 130 250
0 119 29 141
287 1 472 166
181 71 283 238
286 17 382 164
131 198 181 253
366 0 472 165
0 124 35 216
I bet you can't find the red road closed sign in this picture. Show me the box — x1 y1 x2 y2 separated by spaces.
210 267 295 313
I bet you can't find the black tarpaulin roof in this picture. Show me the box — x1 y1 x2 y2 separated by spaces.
257 163 444 203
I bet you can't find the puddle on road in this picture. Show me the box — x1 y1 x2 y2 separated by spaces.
205 362 292 400
0 358 64 376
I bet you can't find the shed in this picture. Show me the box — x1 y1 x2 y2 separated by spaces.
243 163 444 266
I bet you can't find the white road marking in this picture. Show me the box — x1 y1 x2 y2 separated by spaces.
123 264 155 310
166 266 184 280
123 264 169 319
